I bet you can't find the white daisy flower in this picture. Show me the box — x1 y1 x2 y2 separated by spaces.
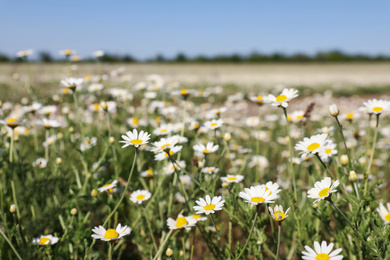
120 129 151 148
16 49 33 58
140 169 154 178
88 83 104 92
193 195 225 215
376 202 390 225
295 134 329 157
60 77 84 92
302 241 343 260
151 137 179 153
193 142 219 154
153 124 173 136
362 99 390 115
154 145 182 161
80 137 97 151
91 224 131 241
188 214 208 222
33 158 47 168
40 118 61 129
239 186 278 205
93 50 105 58
220 175 244 183
98 180 118 193
39 105 57 115
249 95 264 105
130 190 151 204
167 214 197 230
319 141 338 161
268 205 290 222
204 119 224 130
163 161 186 175
32 235 59 246
255 181 281 198
201 167 220 175
263 88 299 108
307 177 340 203
248 155 269 170
60 49 74 56
288 110 305 123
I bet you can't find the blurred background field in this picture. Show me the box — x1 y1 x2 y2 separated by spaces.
1 63 390 103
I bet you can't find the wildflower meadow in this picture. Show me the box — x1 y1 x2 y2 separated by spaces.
1 51 390 260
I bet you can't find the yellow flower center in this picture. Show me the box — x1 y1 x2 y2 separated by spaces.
287 115 292 121
204 204 215 211
227 177 237 181
130 139 143 145
276 95 287 102
39 237 50 245
180 89 189 96
104 229 119 239
64 49 72 55
210 123 218 127
93 104 100 111
192 214 201 219
7 118 18 127
308 143 320 151
161 144 171 149
318 188 331 198
373 107 383 113
256 96 263 100
136 194 145 200
62 88 69 94
103 184 114 193
132 118 139 125
176 217 188 228
297 115 304 120
155 117 161 124
160 129 167 133
385 213 390 222
315 253 330 260
325 148 332 154
346 113 354 119
204 149 210 153
251 197 265 203
146 169 153 176
274 211 285 221
164 150 174 157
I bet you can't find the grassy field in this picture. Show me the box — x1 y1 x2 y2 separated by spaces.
0 62 390 259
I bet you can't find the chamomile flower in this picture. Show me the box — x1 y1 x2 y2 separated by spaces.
264 88 299 108
120 129 151 148
239 186 277 205
193 142 219 155
220 175 244 183
93 50 105 58
256 181 281 198
80 137 97 151
39 105 57 116
151 137 179 153
32 235 59 246
288 110 305 123
140 169 154 178
154 145 182 161
295 134 329 157
249 95 264 105
319 141 338 161
307 177 340 203
376 202 390 225
362 99 390 115
91 224 131 241
302 241 343 260
201 167 219 175
98 180 118 193
88 83 104 92
130 190 151 204
193 195 225 215
60 49 74 57
33 158 47 168
268 205 290 222
16 49 33 58
164 161 186 175
248 155 269 170
1 118 24 129
204 119 224 130
153 124 172 136
167 214 197 230
189 214 208 222
41 118 61 129
245 117 260 127
60 78 84 92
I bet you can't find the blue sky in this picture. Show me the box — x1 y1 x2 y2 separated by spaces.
0 0 389 59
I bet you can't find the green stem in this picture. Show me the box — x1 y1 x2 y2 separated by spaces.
73 92 84 141
335 116 352 169
10 130 14 163
45 129 49 161
0 227 22 260
103 150 138 227
108 242 112 260
236 211 258 259
153 229 173 260
11 181 21 219
364 114 379 196
276 223 281 260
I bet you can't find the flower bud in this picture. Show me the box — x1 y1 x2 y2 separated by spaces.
57 132 63 139
56 157 62 165
109 137 115 144
224 132 232 142
70 208 77 215
348 170 358 182
91 189 98 197
340 155 349 166
10 204 16 213
329 104 339 117
69 126 74 133
222 182 229 188
166 248 173 257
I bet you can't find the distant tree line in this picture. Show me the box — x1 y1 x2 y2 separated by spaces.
1 50 390 63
